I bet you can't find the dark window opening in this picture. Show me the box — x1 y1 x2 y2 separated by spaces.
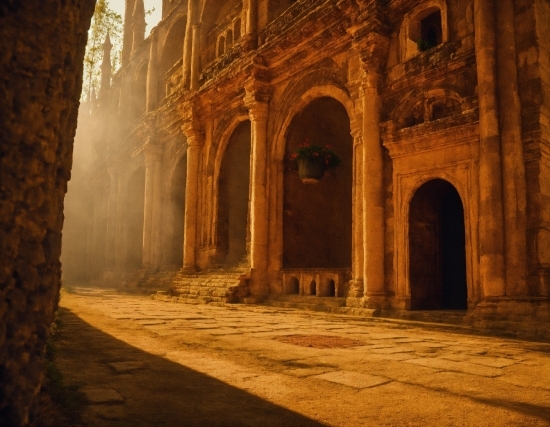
327 279 335 297
420 10 442 50
310 280 317 296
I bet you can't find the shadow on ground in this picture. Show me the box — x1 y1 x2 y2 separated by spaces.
55 308 326 427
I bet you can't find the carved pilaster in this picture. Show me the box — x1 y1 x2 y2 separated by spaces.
181 100 204 271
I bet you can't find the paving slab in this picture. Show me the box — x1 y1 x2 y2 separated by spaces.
107 361 148 373
313 370 392 389
81 387 124 404
370 346 416 354
404 357 503 377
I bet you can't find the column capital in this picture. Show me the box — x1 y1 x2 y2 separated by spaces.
181 99 204 146
181 120 204 147
143 142 162 165
244 77 272 121
353 30 390 72
361 69 383 92
350 121 363 145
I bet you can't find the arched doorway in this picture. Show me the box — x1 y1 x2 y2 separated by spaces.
409 179 467 310
283 97 353 268
126 166 145 270
217 121 251 266
169 155 187 268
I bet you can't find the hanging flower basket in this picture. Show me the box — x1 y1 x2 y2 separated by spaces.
290 138 341 184
297 158 325 183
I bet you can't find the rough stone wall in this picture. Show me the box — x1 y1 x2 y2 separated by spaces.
0 1 95 425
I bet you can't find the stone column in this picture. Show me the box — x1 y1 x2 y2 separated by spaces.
181 120 203 271
241 0 258 50
147 143 163 269
91 187 107 276
190 24 201 90
348 125 365 300
361 69 387 307
114 171 129 273
246 0 258 35
495 0 528 295
345 71 365 302
105 168 119 272
473 0 506 297
142 141 162 267
245 82 271 296
146 29 158 112
182 0 196 89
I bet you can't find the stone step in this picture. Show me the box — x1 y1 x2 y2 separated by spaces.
267 294 347 306
263 295 347 311
390 310 469 325
164 269 250 304
171 282 243 290
153 291 230 306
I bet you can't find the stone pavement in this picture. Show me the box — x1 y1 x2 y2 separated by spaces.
57 288 550 426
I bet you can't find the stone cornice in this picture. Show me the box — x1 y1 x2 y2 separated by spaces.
382 111 479 158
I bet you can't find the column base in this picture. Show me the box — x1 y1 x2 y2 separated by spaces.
181 265 198 274
346 297 364 308
347 279 364 298
469 296 550 341
473 296 550 318
248 268 269 297
363 292 391 309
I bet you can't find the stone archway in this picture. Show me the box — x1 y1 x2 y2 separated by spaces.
283 97 353 269
409 179 467 310
216 120 251 266
169 155 187 268
126 166 146 270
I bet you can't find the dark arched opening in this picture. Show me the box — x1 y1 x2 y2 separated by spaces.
132 63 148 120
327 279 335 297
217 121 251 266
159 16 186 98
310 280 317 296
169 155 187 268
409 179 467 310
286 277 300 295
283 97 353 268
126 166 145 270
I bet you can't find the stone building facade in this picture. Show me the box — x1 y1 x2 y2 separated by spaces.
65 0 550 328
